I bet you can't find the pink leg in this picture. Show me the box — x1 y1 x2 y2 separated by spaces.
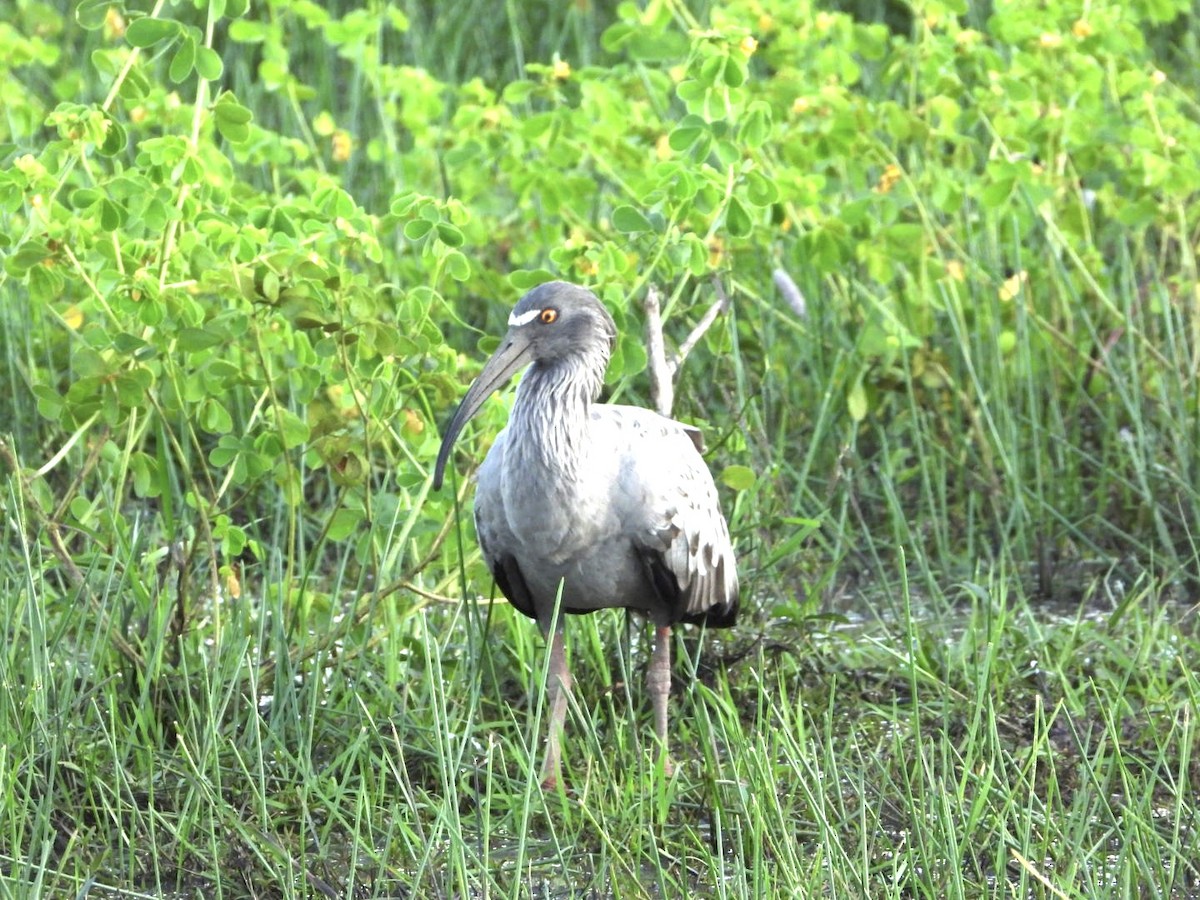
646 625 674 775
540 626 572 789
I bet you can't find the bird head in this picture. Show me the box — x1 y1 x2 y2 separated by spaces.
432 282 616 489
503 281 617 365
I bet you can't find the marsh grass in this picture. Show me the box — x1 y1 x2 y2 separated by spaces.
3 528 1197 897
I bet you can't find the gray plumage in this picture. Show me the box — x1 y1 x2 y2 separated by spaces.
433 281 738 786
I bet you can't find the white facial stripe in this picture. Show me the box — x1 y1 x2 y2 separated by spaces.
508 308 540 327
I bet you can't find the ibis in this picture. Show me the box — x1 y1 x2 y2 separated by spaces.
433 281 738 787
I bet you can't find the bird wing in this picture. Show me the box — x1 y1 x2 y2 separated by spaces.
606 406 739 627
473 428 539 620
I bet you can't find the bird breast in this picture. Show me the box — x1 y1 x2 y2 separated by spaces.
493 416 624 566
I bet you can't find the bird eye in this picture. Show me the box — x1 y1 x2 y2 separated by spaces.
539 308 558 324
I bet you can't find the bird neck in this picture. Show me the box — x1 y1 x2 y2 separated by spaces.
510 355 606 480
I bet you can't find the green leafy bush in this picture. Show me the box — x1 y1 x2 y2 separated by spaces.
1 0 1198 658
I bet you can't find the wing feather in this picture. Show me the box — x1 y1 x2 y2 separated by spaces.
613 407 739 628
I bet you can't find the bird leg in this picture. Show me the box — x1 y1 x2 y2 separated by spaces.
646 625 674 776
539 625 572 790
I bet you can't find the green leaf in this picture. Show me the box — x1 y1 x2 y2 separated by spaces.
99 115 126 156
612 205 652 233
99 198 126 231
725 197 752 238
178 327 224 351
212 94 252 142
169 36 196 83
209 435 240 467
125 16 180 48
847 376 868 422
444 249 472 282
600 23 634 53
130 452 159 498
435 222 464 247
744 170 779 207
228 19 268 42
213 96 252 124
738 101 772 148
675 79 707 110
69 496 94 526
403 218 433 240
980 177 1015 209
261 271 280 302
326 508 363 541
626 30 689 61
713 139 740 168
200 398 234 433
723 55 747 88
510 269 556 291
76 0 112 30
195 46 223 81
32 385 64 421
5 240 51 275
699 54 725 88
276 409 310 449
502 80 538 104
720 465 756 491
669 115 707 151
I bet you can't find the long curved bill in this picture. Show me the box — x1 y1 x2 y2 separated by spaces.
432 333 534 490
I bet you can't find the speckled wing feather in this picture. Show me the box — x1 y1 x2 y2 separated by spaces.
607 406 739 628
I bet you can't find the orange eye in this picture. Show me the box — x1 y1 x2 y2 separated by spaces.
539 308 558 324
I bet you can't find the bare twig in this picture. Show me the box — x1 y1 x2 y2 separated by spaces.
643 284 674 416
675 278 731 369
641 279 734 417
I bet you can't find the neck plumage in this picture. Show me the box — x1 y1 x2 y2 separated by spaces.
509 352 607 482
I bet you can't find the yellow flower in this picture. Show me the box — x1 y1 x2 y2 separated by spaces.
104 7 126 40
332 130 352 162
402 408 424 437
739 36 758 57
999 270 1027 302
707 236 725 269
224 564 242 600
1038 32 1062 49
552 57 572 80
873 163 902 194
945 260 965 282
1072 19 1093 38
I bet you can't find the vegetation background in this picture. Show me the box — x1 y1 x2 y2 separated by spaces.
1 0 1198 896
